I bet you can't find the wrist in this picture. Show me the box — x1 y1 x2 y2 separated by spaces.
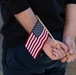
63 34 75 40
62 35 75 45
43 37 54 51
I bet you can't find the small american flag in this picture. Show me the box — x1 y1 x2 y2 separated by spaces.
25 21 48 59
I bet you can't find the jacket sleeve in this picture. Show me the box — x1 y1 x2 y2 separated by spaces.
5 0 30 14
66 0 76 4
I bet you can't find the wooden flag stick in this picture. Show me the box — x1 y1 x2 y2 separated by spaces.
36 15 58 45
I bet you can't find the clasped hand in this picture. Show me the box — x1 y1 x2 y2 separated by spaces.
61 36 76 63
43 36 76 63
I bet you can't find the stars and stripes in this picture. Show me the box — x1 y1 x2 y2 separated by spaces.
25 21 48 59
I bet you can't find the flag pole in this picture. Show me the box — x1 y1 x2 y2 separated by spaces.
36 15 58 45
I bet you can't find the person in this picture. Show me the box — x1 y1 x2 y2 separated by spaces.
0 0 76 75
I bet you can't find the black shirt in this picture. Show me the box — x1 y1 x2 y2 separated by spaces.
1 0 76 49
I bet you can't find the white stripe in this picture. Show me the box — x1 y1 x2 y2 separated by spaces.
25 33 33 47
32 30 46 57
34 31 48 58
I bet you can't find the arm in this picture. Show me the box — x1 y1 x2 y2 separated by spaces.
62 4 76 63
14 8 68 60
15 8 68 59
5 0 37 33
63 4 76 39
5 0 68 59
14 8 37 33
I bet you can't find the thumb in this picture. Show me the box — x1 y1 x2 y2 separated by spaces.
68 46 74 54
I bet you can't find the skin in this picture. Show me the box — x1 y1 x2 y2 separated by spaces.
43 37 68 60
61 4 76 63
14 7 68 60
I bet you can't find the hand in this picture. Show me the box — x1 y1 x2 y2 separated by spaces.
43 37 68 60
61 36 76 63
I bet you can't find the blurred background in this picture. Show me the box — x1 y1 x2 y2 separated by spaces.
0 4 76 75
0 5 3 75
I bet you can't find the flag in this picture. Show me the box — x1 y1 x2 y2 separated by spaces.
25 21 48 59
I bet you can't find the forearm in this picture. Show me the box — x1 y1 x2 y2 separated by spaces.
63 4 76 39
14 7 49 59
5 0 37 33
14 8 37 33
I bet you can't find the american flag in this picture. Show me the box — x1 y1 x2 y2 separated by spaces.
25 21 48 59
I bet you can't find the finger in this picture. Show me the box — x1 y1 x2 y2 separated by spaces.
53 52 58 58
57 41 68 52
68 42 75 54
61 52 69 62
57 44 67 57
61 56 67 62
52 52 59 60
53 48 64 59
69 46 74 54
67 58 72 63
54 48 67 57
66 55 73 63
